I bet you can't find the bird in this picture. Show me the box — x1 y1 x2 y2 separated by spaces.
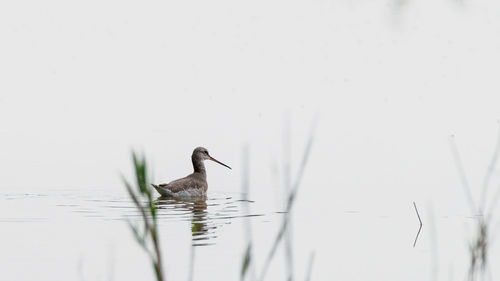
152 147 231 198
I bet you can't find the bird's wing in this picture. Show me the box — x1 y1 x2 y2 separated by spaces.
158 175 203 193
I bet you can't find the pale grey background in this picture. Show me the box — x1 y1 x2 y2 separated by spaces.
1 0 500 280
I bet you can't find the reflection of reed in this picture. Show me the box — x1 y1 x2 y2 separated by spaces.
190 200 209 242
155 198 211 281
155 197 211 245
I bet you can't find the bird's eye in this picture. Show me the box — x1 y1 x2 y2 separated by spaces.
205 151 209 154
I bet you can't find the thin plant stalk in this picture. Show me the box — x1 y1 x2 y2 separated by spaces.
241 145 256 281
123 152 165 281
304 252 315 281
479 126 500 214
448 134 500 281
283 116 294 281
258 120 315 281
449 136 478 215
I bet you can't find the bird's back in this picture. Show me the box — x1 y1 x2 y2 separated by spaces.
152 173 207 198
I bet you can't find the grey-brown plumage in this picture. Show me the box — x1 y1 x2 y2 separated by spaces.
152 147 231 198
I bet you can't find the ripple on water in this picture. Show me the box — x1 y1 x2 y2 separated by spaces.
153 194 265 246
1 190 269 247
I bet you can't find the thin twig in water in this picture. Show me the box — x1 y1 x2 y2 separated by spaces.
413 201 423 248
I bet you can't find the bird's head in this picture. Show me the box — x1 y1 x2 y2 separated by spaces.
193 147 231 169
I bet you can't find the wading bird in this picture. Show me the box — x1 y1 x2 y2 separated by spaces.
152 147 231 198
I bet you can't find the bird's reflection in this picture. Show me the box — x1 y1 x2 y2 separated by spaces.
155 197 215 246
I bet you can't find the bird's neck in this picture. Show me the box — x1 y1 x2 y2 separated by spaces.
192 156 207 176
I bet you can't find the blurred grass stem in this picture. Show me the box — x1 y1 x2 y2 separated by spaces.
123 152 165 281
258 120 316 281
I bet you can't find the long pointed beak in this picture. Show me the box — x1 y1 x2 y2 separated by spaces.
209 156 232 170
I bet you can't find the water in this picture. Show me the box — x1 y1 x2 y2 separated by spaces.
0 187 283 280
2 165 500 281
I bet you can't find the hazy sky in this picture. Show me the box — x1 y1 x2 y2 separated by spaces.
1 0 500 210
